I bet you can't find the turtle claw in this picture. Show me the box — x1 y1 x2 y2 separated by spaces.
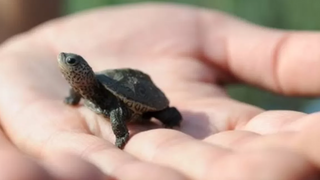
64 89 81 106
115 134 129 149
163 122 180 129
64 97 78 105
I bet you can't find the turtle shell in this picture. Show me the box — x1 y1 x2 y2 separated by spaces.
95 68 169 112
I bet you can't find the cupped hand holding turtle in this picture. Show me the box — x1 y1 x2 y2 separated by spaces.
1 3 320 180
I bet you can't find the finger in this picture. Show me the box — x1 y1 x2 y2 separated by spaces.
241 110 306 133
200 10 320 96
205 123 320 173
292 122 320 169
205 113 320 170
126 129 319 180
204 130 295 151
233 110 314 134
271 114 320 169
202 111 310 148
39 132 189 180
126 129 231 180
211 149 319 180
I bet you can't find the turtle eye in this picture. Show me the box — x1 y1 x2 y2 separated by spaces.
66 57 78 65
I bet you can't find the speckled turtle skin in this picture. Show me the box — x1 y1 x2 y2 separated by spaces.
57 52 182 149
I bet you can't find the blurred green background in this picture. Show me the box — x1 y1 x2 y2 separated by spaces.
63 0 320 112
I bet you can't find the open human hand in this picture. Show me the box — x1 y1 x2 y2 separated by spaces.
1 3 320 180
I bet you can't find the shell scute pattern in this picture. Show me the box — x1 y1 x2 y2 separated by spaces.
95 68 169 111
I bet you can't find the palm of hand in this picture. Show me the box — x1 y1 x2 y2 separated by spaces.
0 4 319 180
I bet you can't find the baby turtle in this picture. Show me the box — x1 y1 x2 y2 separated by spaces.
57 52 182 149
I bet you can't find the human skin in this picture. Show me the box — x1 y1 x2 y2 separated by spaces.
1 2 320 180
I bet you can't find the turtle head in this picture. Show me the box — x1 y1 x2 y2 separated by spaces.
57 52 96 90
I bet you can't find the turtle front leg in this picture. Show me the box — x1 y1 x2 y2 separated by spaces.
151 107 182 128
64 88 81 105
109 106 130 149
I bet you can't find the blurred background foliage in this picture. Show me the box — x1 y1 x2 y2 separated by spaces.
62 0 320 112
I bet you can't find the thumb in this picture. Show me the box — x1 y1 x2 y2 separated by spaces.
200 10 320 96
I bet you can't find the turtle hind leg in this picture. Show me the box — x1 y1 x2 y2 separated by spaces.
84 100 104 115
64 88 81 105
150 107 182 128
